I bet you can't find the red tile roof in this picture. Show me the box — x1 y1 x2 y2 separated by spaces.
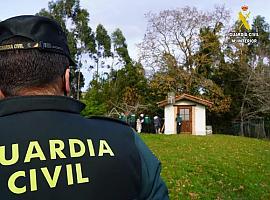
157 93 213 107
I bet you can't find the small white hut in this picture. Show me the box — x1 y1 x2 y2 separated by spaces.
158 93 213 135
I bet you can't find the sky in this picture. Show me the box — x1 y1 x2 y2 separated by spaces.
1 0 270 89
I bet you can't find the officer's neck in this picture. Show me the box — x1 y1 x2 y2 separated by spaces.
0 89 64 100
0 90 4 99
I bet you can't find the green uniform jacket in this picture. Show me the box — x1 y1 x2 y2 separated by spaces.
0 96 169 200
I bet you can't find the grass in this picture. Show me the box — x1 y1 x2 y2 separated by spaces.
140 134 270 200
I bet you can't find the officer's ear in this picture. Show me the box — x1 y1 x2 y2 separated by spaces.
0 90 5 99
64 68 70 96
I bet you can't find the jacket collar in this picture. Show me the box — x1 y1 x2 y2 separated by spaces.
0 95 85 117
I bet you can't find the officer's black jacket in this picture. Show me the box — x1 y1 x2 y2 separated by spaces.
0 96 169 200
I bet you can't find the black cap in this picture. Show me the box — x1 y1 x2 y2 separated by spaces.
0 15 75 66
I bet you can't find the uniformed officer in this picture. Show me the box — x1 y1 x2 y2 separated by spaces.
0 15 169 200
129 113 136 130
154 116 161 134
176 113 183 134
144 115 151 133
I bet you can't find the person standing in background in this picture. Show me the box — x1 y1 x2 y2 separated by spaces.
144 115 151 133
176 113 182 134
136 118 142 133
140 113 145 132
129 113 136 130
154 116 161 134
119 112 128 123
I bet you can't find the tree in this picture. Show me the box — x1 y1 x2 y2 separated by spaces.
221 16 270 135
81 79 107 116
105 62 149 115
239 17 270 124
138 6 229 72
38 0 96 99
111 28 132 65
81 25 149 116
195 23 224 79
91 24 111 79
139 6 231 115
192 23 232 114
71 70 85 99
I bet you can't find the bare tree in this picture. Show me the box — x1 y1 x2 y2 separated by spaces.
108 102 149 117
240 65 270 121
138 6 230 73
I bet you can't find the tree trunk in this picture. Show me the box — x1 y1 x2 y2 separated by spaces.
240 74 252 136
77 67 81 100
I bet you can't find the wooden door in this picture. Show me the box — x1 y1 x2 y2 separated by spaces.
178 107 192 133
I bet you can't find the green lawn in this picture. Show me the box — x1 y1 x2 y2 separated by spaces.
140 134 270 200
